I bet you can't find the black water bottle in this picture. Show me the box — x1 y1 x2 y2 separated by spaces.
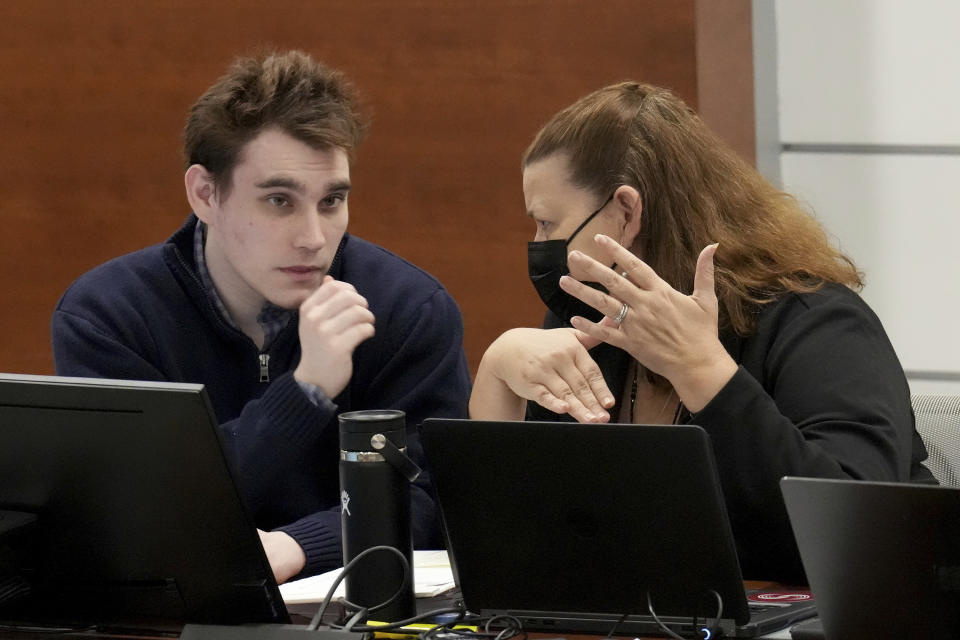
338 410 420 622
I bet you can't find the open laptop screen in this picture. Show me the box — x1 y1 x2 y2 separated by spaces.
420 419 754 631
0 373 288 632
781 476 960 640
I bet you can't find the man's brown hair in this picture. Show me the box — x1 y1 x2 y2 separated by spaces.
523 81 862 336
184 50 368 197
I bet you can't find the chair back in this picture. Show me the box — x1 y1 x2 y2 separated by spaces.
911 393 960 487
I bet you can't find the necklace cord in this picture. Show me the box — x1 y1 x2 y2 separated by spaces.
629 361 682 424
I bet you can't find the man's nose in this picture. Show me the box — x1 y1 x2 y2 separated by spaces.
295 214 325 251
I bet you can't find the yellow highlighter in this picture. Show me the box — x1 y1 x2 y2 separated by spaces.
367 620 479 639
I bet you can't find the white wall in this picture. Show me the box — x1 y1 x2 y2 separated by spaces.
767 0 960 395
777 1 960 145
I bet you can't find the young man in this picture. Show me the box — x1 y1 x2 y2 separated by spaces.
51 51 471 583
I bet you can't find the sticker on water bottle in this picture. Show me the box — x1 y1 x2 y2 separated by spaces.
341 489 352 516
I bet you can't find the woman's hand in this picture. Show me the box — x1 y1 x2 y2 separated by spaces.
469 327 614 423
560 234 737 412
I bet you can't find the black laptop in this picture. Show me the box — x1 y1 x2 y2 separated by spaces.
420 419 816 638
781 477 960 640
0 373 288 633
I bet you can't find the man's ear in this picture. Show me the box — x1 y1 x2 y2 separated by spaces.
613 184 642 248
184 164 218 224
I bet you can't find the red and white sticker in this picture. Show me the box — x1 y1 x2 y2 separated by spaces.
748 591 813 603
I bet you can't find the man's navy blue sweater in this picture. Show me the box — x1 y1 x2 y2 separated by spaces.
51 215 471 577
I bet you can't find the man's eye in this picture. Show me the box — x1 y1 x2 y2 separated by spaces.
322 194 346 209
267 195 291 208
536 219 551 231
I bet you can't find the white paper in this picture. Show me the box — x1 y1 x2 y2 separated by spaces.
279 549 456 605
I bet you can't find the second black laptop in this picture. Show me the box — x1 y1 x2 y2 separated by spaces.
420 419 816 638
781 476 960 640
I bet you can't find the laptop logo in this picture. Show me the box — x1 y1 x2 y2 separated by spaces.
748 591 813 603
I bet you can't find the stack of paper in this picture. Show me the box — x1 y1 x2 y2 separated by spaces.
279 549 456 605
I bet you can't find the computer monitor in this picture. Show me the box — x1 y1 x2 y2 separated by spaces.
0 373 289 632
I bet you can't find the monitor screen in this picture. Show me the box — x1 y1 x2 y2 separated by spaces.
0 373 289 632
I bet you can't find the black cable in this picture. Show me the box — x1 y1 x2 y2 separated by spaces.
427 618 528 640
421 630 499 640
703 589 723 639
307 545 411 631
482 614 520 634
419 608 471 640
343 607 369 632
645 590 725 640
418 612 524 640
483 614 524 640
335 605 468 633
603 612 628 639
421 628 491 640
340 555 413 615
645 592 686 640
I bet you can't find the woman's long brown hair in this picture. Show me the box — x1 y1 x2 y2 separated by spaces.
523 82 862 336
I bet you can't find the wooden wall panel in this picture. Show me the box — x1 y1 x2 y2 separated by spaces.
0 0 717 378
695 0 755 164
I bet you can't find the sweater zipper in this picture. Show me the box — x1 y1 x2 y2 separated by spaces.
259 353 270 382
170 242 275 384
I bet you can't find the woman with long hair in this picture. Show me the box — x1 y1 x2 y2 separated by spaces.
470 82 934 582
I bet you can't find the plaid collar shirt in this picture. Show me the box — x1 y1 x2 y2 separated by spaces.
193 220 293 352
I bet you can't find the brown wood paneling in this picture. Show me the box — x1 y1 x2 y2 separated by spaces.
0 0 706 377
695 0 756 164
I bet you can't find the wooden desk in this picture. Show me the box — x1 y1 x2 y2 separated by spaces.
0 581 796 640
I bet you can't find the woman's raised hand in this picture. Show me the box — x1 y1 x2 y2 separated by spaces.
560 234 737 412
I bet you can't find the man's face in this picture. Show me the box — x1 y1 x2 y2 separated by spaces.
200 129 351 313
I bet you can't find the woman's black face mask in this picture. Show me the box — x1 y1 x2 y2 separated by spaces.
527 194 614 324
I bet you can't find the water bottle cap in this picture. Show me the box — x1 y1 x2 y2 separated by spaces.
338 409 406 452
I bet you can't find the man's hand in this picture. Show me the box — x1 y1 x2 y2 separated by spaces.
294 275 376 398
257 529 307 584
